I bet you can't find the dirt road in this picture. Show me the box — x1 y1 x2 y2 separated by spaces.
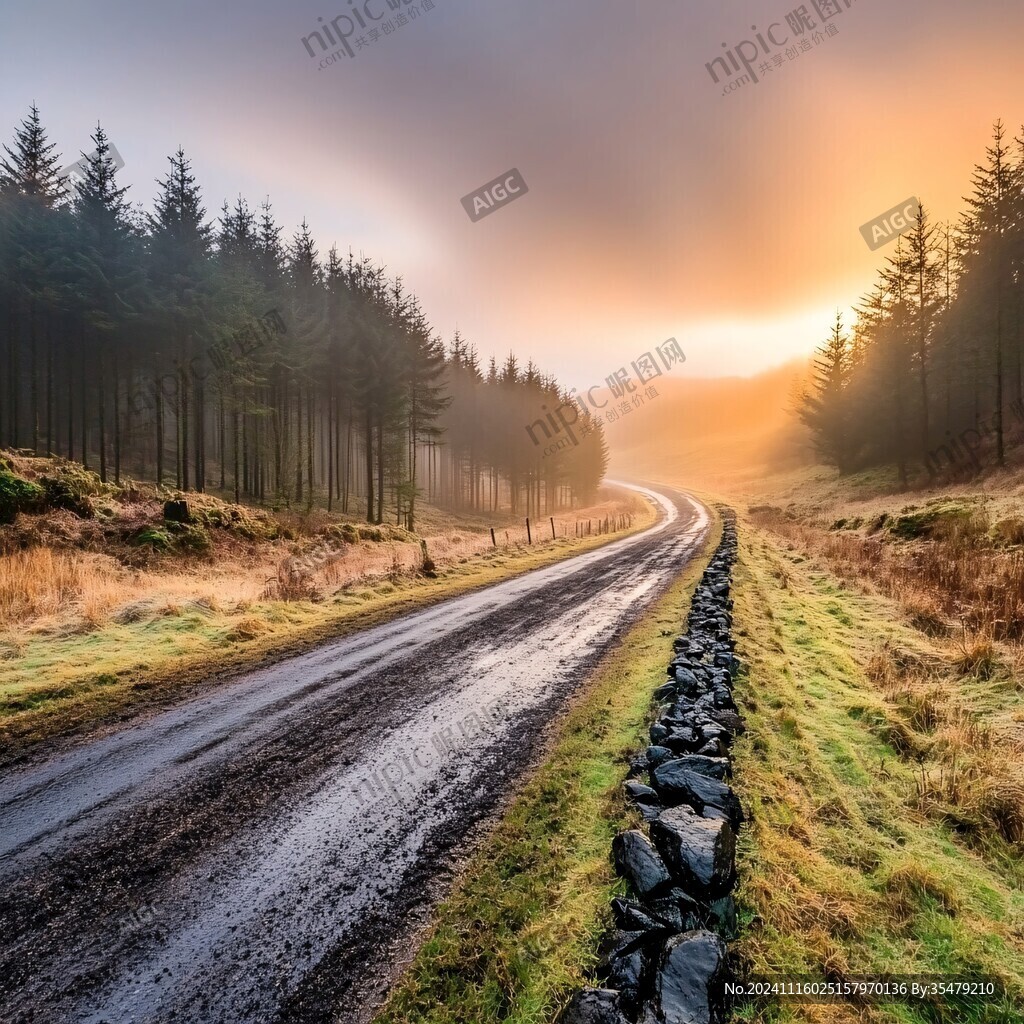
0 485 710 1024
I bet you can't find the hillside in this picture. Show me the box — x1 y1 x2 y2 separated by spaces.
606 360 812 489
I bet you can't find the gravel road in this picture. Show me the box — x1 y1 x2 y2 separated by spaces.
0 484 710 1024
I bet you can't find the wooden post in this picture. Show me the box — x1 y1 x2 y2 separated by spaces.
526 518 532 544
490 527 496 547
550 516 556 539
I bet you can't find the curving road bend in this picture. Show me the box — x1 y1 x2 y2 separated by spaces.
0 484 710 1024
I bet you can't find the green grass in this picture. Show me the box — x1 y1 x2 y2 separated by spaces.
730 523 1024 1024
370 517 722 1024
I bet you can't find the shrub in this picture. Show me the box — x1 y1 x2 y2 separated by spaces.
132 527 172 551
899 590 948 636
0 466 43 524
887 502 981 542
39 463 104 518
131 523 210 555
992 517 1024 546
171 523 212 554
953 629 996 680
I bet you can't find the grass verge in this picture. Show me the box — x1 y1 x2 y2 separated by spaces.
0 505 655 764
370 514 722 1024
731 518 1024 1023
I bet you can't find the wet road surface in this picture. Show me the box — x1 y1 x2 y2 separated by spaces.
0 484 710 1024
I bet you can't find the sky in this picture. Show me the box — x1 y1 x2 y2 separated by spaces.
2 0 1023 392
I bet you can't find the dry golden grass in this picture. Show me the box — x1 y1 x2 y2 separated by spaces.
863 642 1024 847
0 547 268 634
0 548 84 622
731 526 1024 1023
2 491 644 638
748 494 1024 852
749 504 1024 641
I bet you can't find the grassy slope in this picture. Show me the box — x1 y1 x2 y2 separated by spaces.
0 508 654 764
370 515 722 1024
731 517 1024 1023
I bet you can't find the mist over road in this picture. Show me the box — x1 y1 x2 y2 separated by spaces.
0 484 710 1024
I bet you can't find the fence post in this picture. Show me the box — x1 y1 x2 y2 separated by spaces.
490 528 496 547
526 518 532 544
550 516 556 539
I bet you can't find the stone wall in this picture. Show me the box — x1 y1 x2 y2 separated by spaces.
563 510 741 1024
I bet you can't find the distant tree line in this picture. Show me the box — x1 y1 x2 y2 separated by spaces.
801 120 1024 483
0 106 608 527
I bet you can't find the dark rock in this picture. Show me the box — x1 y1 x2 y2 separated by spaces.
649 722 670 745
624 781 662 821
662 728 699 754
710 688 734 710
560 988 629 1024
669 654 700 671
704 895 738 939
611 898 674 934
645 745 675 768
670 696 698 716
600 931 662 1013
706 709 745 736
674 667 701 693
712 653 741 675
645 887 704 933
651 765 743 826
695 723 731 749
625 780 660 806
602 929 648 957
660 708 697 729
654 930 731 1024
695 739 728 758
636 1005 660 1024
604 946 645 1013
650 806 735 900
664 755 730 781
612 830 672 897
